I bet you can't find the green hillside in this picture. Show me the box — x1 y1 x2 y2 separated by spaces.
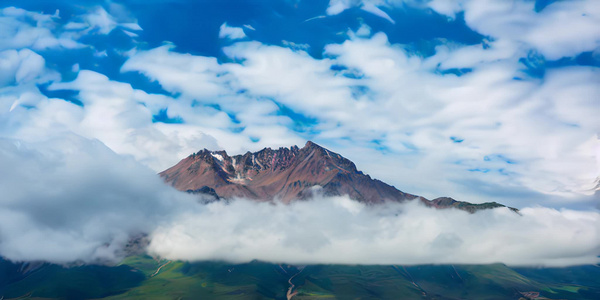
1 256 599 299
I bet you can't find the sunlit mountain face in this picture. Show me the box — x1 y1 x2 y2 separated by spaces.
0 0 599 299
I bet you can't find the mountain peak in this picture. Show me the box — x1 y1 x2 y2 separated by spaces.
160 142 417 203
304 140 319 149
303 141 332 154
160 143 514 212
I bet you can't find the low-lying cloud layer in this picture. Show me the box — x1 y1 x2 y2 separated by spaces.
149 196 600 267
0 136 598 267
0 135 195 264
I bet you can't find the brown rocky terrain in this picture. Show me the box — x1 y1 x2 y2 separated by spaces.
160 141 516 211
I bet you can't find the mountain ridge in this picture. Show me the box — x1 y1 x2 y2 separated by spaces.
160 141 516 212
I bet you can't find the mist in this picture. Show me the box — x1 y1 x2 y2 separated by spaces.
148 195 600 267
0 135 196 264
1 135 598 267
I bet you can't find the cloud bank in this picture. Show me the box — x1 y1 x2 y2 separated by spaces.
0 137 597 267
148 197 600 267
0 135 195 264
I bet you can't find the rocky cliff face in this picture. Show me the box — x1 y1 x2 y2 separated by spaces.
160 141 417 204
160 141 516 212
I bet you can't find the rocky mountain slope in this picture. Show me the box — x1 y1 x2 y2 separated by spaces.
161 141 514 211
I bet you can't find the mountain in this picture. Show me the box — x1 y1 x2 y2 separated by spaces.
160 141 514 211
160 141 417 204
1 142 592 299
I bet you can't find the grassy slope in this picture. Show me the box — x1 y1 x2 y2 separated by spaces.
105 257 600 300
2 256 599 299
0 261 144 299
106 256 289 300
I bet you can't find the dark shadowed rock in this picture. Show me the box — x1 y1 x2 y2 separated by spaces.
427 197 518 214
186 186 220 201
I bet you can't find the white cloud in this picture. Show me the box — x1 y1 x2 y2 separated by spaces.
326 0 353 15
0 48 60 117
327 0 396 23
223 41 354 118
13 49 46 84
0 135 196 264
355 23 372 37
0 4 598 267
0 7 77 51
83 7 118 35
0 5 141 52
331 0 600 60
1 5 598 211
120 45 307 156
148 197 600 267
4 64 302 172
121 45 225 98
221 32 598 205
119 22 143 32
427 0 462 18
454 0 600 60
40 70 220 171
1 135 596 266
361 2 395 24
112 30 600 207
64 22 88 30
219 22 246 40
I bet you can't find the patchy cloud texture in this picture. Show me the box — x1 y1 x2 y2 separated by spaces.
120 35 600 206
0 1 599 265
219 22 246 40
2 2 598 207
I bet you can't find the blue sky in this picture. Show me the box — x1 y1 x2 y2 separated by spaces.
1 0 599 210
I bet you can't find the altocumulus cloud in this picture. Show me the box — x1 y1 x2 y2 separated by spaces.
329 0 600 59
219 22 246 40
120 32 600 207
2 2 598 207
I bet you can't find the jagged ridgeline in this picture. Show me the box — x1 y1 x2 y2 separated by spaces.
161 141 516 212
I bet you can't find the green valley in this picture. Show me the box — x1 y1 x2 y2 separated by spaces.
1 256 599 299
